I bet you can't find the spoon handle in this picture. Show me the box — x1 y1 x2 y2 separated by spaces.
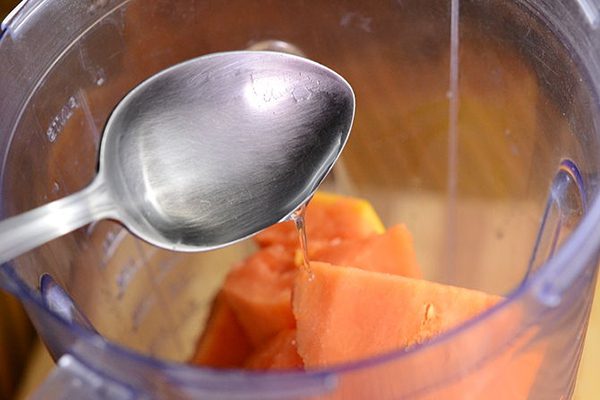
0 178 115 265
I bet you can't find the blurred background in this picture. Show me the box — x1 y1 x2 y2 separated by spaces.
0 7 38 399
0 0 33 387
0 0 37 373
0 0 598 399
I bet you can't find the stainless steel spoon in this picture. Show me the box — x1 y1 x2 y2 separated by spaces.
0 51 354 263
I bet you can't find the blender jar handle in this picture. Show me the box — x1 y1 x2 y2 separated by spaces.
29 354 134 400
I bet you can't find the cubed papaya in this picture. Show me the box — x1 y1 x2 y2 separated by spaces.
190 293 253 368
307 224 421 278
293 261 501 367
222 245 297 346
255 192 385 249
244 329 303 370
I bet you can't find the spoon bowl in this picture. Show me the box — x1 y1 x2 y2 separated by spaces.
0 51 354 263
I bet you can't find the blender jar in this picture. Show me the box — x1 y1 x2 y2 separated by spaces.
1 0 599 398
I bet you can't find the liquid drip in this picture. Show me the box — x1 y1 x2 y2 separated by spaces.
291 201 314 280
445 0 460 281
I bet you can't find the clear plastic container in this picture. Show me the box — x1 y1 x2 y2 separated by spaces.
0 0 599 398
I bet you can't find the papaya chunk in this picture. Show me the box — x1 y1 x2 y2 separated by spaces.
244 329 303 370
308 224 421 278
222 245 297 346
293 262 501 367
190 293 253 368
255 192 385 249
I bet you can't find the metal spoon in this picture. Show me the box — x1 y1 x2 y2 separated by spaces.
0 51 354 263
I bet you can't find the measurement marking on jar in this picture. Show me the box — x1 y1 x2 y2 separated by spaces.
46 96 79 142
116 258 143 299
77 89 102 147
132 295 157 331
340 12 372 32
102 228 128 265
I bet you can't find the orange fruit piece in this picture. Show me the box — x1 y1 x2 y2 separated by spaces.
292 262 545 399
293 261 501 367
254 192 385 249
244 329 303 370
222 245 297 346
307 224 421 278
190 293 253 368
